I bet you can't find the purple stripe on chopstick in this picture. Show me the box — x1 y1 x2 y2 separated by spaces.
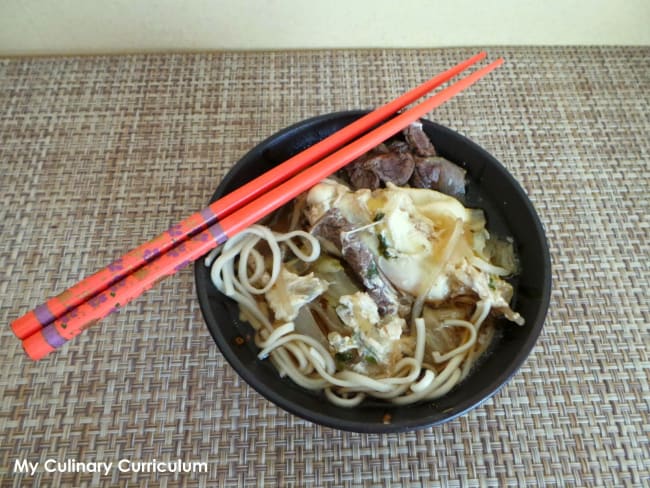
200 207 216 224
207 222 228 244
34 304 56 326
42 325 66 348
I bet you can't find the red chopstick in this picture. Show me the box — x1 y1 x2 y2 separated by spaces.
10 52 487 341
22 57 503 360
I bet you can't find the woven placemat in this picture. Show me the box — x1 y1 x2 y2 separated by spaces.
0 47 648 487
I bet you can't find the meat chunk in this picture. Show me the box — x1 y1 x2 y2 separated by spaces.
346 161 381 190
345 150 415 190
364 151 415 186
386 140 411 154
340 231 410 317
335 119 467 198
403 122 437 157
310 207 353 249
343 145 386 190
310 208 412 316
410 156 467 197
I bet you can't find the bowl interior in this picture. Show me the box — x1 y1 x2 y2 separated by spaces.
194 110 551 433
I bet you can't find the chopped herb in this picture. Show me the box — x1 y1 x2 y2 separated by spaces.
488 276 496 290
374 212 385 222
377 233 397 259
335 351 355 363
353 332 379 361
366 261 379 279
377 233 389 256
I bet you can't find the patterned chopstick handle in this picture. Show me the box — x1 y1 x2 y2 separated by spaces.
11 211 214 340
22 223 228 360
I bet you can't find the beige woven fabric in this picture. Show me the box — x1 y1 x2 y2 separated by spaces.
0 47 648 487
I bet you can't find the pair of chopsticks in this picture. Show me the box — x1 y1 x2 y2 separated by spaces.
13 52 502 360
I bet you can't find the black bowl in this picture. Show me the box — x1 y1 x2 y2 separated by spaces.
195 110 551 433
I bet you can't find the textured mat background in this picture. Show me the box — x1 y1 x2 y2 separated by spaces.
0 47 648 487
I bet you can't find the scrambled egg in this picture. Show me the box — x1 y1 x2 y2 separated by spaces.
265 267 328 322
328 291 405 367
451 260 524 325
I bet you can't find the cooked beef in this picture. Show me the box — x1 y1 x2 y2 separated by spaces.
340 233 411 317
341 121 466 198
364 151 415 186
346 161 381 189
346 150 415 190
386 140 411 154
344 145 386 190
410 156 467 197
410 157 439 189
403 122 437 157
310 207 353 249
311 208 411 316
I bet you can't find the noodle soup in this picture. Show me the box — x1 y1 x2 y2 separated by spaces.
204 122 525 407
